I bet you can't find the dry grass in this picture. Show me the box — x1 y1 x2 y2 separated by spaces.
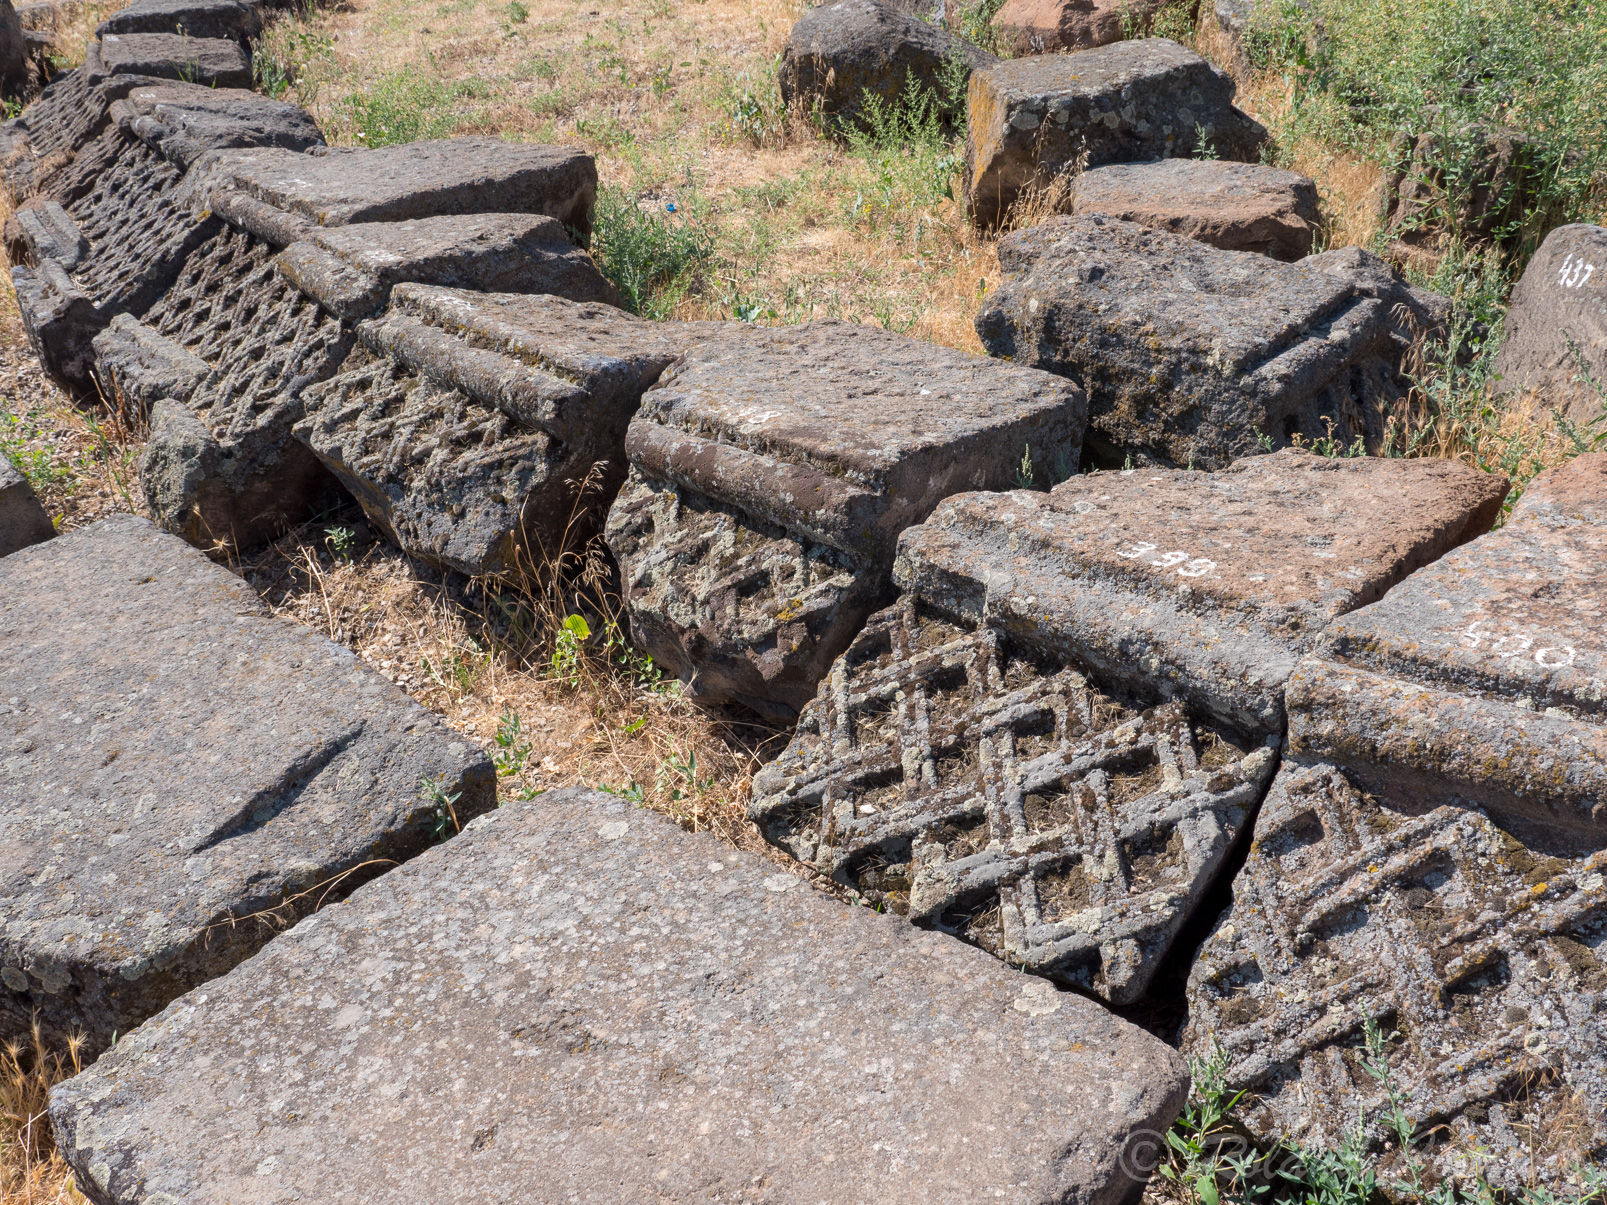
0 1023 85 1205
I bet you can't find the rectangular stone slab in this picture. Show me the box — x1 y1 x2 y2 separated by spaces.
976 215 1411 469
94 32 252 89
48 787 1188 1205
604 319 1087 719
1071 159 1319 261
180 136 598 238
1186 757 1607 1187
97 0 263 44
0 514 494 1055
1289 453 1607 846
292 285 693 575
965 39 1266 228
894 449 1508 732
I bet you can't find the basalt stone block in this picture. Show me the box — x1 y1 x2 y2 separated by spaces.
0 514 494 1056
180 136 599 239
991 0 1162 56
1186 758 1607 1184
965 40 1266 228
1302 245 1452 345
128 211 614 552
49 787 1188 1205
10 84 324 395
1073 159 1318 261
778 0 996 131
604 320 1087 720
0 0 27 98
92 31 251 88
0 456 53 556
751 593 1280 1004
294 285 687 576
1493 224 1606 424
1287 453 1607 839
749 450 1503 1000
900 449 1507 733
97 0 263 44
0 57 132 206
976 215 1413 468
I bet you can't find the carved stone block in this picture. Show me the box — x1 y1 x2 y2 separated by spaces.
605 320 1087 718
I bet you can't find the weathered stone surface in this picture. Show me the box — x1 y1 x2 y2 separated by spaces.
778 0 996 131
97 0 262 44
1493 224 1606 424
605 319 1087 719
1072 158 1318 261
750 451 1503 999
1 66 120 205
90 312 209 411
1287 453 1607 835
991 0 1160 56
294 285 687 576
965 40 1267 228
123 182 607 552
976 215 1413 468
181 137 599 239
1186 757 1607 1184
0 514 494 1055
93 32 251 89
752 592 1280 1004
1302 245 1452 345
10 85 324 395
1373 125 1533 266
0 455 53 556
50 787 1188 1205
899 450 1507 733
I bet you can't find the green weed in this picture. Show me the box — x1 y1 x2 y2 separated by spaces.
420 777 463 842
548 613 591 687
340 72 466 146
589 186 714 318
492 707 532 778
0 407 74 494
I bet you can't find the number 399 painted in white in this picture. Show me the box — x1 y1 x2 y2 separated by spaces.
1116 541 1216 578
1460 620 1576 667
1558 253 1596 289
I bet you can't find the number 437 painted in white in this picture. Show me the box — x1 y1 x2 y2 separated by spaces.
1559 253 1596 289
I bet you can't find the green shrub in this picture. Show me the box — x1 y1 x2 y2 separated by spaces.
589 187 714 318
1248 0 1607 255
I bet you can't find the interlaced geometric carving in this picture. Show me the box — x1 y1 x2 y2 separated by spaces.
143 226 352 444
1187 761 1607 1184
297 352 559 560
65 138 188 312
6 68 101 164
605 469 869 713
752 596 1278 1004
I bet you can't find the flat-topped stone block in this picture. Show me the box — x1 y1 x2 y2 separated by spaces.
991 0 1162 55
1288 453 1607 841
0 456 53 557
180 136 598 238
604 319 1087 719
897 450 1507 732
965 40 1266 228
97 0 263 44
1072 159 1319 261
976 215 1420 468
295 284 692 575
0 514 494 1055
93 31 251 89
1187 758 1607 1185
49 787 1189 1205
1492 224 1606 424
750 450 1503 1000
778 0 996 131
128 211 614 552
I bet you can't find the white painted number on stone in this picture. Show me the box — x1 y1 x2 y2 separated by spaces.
1558 253 1597 289
1460 620 1576 668
1116 541 1216 579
